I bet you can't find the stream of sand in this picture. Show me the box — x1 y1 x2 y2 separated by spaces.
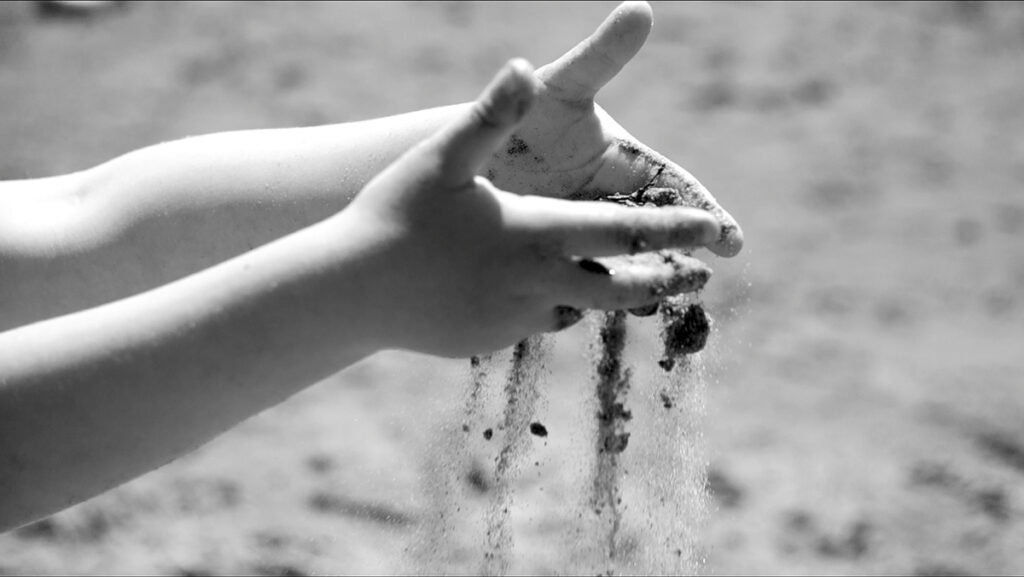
407 292 710 575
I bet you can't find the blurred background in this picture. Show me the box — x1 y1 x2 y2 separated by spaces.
2 1 1023 575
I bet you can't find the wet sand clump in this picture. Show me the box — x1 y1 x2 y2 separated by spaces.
659 302 711 372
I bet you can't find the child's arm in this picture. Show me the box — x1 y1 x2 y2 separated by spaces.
0 59 722 534
0 105 471 328
0 2 742 331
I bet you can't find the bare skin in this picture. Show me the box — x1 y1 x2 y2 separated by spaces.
0 1 741 331
0 2 743 533
491 2 743 256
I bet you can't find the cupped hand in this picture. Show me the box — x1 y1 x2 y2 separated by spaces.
485 1 743 257
342 60 721 358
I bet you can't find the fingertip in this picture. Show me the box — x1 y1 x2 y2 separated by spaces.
612 1 654 39
539 1 651 102
436 58 539 186
506 57 537 81
709 224 744 257
491 58 538 122
661 252 713 295
618 1 653 26
695 261 713 286
502 58 537 94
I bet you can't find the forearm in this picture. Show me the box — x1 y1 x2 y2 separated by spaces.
83 104 468 227
0 210 379 532
0 103 469 329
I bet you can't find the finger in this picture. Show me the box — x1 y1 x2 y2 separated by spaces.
523 197 721 257
651 166 745 258
429 58 539 187
584 130 745 257
537 1 653 102
551 251 712 311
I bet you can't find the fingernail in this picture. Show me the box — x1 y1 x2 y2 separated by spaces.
579 258 615 276
628 302 660 317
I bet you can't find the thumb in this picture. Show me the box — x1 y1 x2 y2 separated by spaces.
432 58 538 188
537 1 653 102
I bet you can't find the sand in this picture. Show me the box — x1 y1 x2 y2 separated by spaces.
2 1 1024 575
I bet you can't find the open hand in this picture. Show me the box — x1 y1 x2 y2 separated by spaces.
486 1 743 258
342 60 721 357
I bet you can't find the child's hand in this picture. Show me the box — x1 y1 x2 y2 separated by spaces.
486 1 743 258
340 60 721 358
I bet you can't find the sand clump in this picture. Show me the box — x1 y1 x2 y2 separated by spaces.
659 302 711 372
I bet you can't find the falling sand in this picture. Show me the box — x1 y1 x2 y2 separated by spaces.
410 176 714 574
482 336 550 576
591 310 633 572
436 294 709 575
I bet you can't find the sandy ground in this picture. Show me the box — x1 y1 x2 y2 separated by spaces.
2 1 1024 575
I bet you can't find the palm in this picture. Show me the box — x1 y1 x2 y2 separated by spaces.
488 86 607 197
486 1 743 257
